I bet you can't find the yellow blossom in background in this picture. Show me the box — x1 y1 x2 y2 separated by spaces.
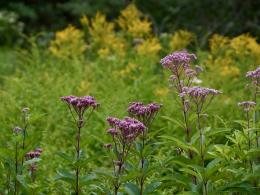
230 34 260 59
97 48 110 57
170 30 196 51
80 15 89 27
118 3 152 38
114 63 138 80
155 87 169 97
87 12 126 57
220 66 240 77
136 37 161 56
49 25 86 58
209 34 230 54
77 80 91 94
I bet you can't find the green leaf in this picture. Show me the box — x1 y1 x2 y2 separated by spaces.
124 182 140 195
23 158 41 166
80 173 97 185
161 116 185 128
55 170 75 184
17 174 27 188
178 192 200 195
57 151 74 162
143 181 161 194
160 135 199 154
205 128 231 137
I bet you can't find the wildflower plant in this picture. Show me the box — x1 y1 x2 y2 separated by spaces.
106 116 145 194
128 102 162 194
59 95 99 194
160 51 225 194
24 148 43 182
160 50 197 151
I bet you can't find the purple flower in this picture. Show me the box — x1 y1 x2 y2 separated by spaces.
180 86 221 112
246 66 260 87
161 50 197 93
128 102 162 126
246 66 260 79
61 95 99 124
180 86 221 99
160 50 196 68
107 116 146 143
61 95 99 110
25 150 42 159
160 50 196 73
35 148 43 154
238 101 256 112
13 126 22 134
107 128 118 136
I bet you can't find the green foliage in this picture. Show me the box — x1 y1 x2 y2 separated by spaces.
0 24 260 193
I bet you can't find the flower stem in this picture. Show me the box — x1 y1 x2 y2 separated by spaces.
15 139 18 195
75 121 82 195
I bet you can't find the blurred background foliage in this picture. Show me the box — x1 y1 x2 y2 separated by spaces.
0 0 260 46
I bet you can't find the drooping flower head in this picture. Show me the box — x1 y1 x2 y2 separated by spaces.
238 101 256 112
128 102 162 126
61 95 99 122
180 86 221 112
107 116 145 143
246 66 260 86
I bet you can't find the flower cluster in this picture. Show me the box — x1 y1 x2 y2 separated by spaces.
107 116 145 143
49 25 86 59
246 66 260 86
180 86 220 98
238 101 256 112
61 95 99 119
25 148 43 160
160 50 196 70
161 51 197 93
180 86 221 112
128 102 162 126
170 30 196 51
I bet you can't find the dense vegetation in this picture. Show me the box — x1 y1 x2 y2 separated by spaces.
0 3 260 195
1 0 260 45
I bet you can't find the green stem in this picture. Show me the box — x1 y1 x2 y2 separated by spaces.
76 119 82 195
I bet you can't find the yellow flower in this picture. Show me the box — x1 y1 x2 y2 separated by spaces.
230 34 260 58
80 15 89 27
115 63 138 79
77 81 91 94
88 12 126 57
209 34 230 54
220 65 240 77
136 37 161 56
49 25 86 59
155 87 169 97
170 30 196 51
98 48 110 57
118 3 152 38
